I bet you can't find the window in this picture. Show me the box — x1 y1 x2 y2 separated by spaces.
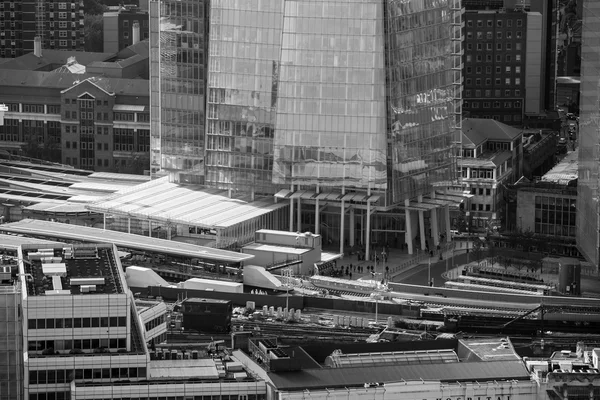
477 20 483 27
123 20 129 27
486 66 492 74
497 43 502 51
515 66 521 74
515 89 521 96
505 66 511 73
485 78 491 85
495 78 501 85
487 43 492 50
475 90 481 97
58 2 67 9
515 101 522 108
58 12 67 19
503 115 512 122
467 20 473 27
476 79 481 86
476 55 482 62
467 43 473 50
505 89 511 96
485 90 491 97
466 55 472 62
515 78 521 85
506 31 512 39
504 101 512 108
496 66 501 74
506 54 512 62
59 21 67 28
494 101 501 108
477 43 483 51
496 54 502 62
59 31 67 37
466 66 472 74
487 20 493 27
486 204 491 211
59 40 67 46
123 32 129 39
483 102 491 108
497 20 503 28
495 90 501 97
517 19 522 27
497 32 502 39
516 31 522 39
476 66 482 74
467 32 473 39
486 32 493 40
472 102 479 109
505 78 511 85
506 43 512 50
486 54 492 62
516 43 522 50
465 90 472 97
516 54 521 62
507 20 512 28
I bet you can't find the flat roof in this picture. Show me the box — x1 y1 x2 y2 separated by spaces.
268 360 530 390
149 359 220 380
458 337 521 362
0 219 254 264
87 177 288 229
242 243 310 255
541 149 578 184
21 244 125 296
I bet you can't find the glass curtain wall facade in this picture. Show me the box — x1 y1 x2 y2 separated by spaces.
385 0 461 203
272 0 388 191
205 0 284 196
149 0 209 184
577 0 600 266
151 0 461 205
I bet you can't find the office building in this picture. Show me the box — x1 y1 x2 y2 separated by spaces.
450 118 523 232
17 242 266 400
150 0 464 258
462 8 543 124
0 42 150 173
0 258 23 400
0 0 85 58
103 5 149 53
576 0 600 267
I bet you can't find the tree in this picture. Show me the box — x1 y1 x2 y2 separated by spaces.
83 0 109 15
20 138 61 163
84 14 104 52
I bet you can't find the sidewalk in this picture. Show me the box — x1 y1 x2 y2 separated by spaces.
325 240 471 282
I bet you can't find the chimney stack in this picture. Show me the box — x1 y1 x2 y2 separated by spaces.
34 36 42 57
132 21 140 45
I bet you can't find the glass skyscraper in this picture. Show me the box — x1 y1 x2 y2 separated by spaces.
577 0 600 266
150 0 462 254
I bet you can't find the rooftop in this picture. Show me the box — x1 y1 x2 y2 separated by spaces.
268 360 530 391
541 149 578 185
460 150 512 168
1 219 254 264
87 177 288 230
0 50 114 72
457 337 522 362
462 118 523 146
20 243 125 297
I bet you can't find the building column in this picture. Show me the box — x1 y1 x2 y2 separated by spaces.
445 205 452 243
339 197 345 255
431 208 439 246
366 200 372 261
349 207 355 247
419 211 426 251
148 220 152 237
289 184 294 232
128 217 131 234
405 199 413 255
314 189 320 235
103 214 106 230
297 194 301 233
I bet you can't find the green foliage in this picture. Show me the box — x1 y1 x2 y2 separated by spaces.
84 14 104 52
83 0 109 15
20 139 61 164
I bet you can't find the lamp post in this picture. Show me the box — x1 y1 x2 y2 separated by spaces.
370 291 384 324
428 255 432 287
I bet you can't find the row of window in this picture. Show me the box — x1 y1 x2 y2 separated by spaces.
28 392 69 400
467 65 521 74
65 157 113 168
54 396 264 400
535 196 576 210
466 53 522 63
29 366 146 385
467 77 522 86
28 316 126 329
464 100 522 109
467 19 523 28
471 203 492 211
466 29 523 40
467 42 522 52
28 338 127 353
465 87 521 97
66 98 108 106
145 314 166 332
464 114 522 123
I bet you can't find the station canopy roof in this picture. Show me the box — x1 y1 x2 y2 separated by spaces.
0 219 254 264
87 177 288 230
